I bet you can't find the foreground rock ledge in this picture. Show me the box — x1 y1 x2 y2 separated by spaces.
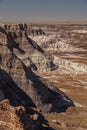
0 99 34 130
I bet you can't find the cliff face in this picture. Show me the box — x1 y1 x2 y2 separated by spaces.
0 24 74 113
0 24 56 72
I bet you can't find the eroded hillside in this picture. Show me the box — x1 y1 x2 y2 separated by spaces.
0 23 87 130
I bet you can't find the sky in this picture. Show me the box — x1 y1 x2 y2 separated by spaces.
0 0 87 23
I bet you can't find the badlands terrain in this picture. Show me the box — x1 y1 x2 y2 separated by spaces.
0 23 87 130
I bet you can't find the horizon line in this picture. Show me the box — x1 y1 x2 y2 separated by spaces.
0 20 87 24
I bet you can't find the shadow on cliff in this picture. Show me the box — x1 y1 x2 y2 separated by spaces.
0 27 25 54
0 27 7 34
0 68 55 130
27 36 45 54
27 37 57 70
0 69 35 107
21 60 74 113
16 107 55 130
7 32 25 54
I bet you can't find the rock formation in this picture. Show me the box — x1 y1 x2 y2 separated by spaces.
0 99 33 130
0 24 56 72
0 23 45 36
0 24 74 113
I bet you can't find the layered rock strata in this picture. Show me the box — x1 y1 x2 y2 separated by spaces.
0 24 74 113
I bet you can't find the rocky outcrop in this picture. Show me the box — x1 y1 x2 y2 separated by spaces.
0 24 56 72
0 99 33 130
0 24 45 36
0 24 74 113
